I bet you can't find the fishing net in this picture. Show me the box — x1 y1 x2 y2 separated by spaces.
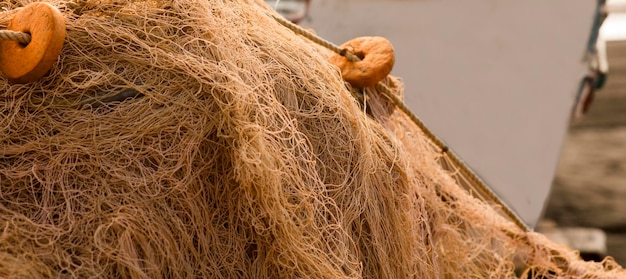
0 0 623 278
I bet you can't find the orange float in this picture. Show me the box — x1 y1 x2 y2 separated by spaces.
0 2 66 83
329 36 395 88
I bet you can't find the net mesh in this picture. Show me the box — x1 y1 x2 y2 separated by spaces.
0 0 623 278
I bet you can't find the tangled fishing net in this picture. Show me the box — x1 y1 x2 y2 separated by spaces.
0 0 624 278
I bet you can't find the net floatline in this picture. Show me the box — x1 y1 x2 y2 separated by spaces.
0 0 622 278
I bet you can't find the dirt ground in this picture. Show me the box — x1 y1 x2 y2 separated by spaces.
543 40 626 264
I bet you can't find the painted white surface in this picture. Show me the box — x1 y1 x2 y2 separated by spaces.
304 0 595 227
606 0 626 13
597 0 626 72
601 14 626 41
596 1 626 73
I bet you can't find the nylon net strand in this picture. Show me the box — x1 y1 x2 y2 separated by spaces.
0 0 623 278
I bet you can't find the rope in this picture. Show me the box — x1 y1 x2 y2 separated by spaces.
0 30 31 45
270 14 361 62
271 12 530 232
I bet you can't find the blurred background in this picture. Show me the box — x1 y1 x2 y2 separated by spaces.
267 0 626 265
543 0 626 263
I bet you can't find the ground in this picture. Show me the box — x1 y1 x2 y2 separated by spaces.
543 40 626 265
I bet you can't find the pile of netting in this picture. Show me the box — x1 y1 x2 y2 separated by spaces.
0 0 624 278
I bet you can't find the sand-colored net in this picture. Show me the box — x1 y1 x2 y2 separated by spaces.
0 0 624 278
